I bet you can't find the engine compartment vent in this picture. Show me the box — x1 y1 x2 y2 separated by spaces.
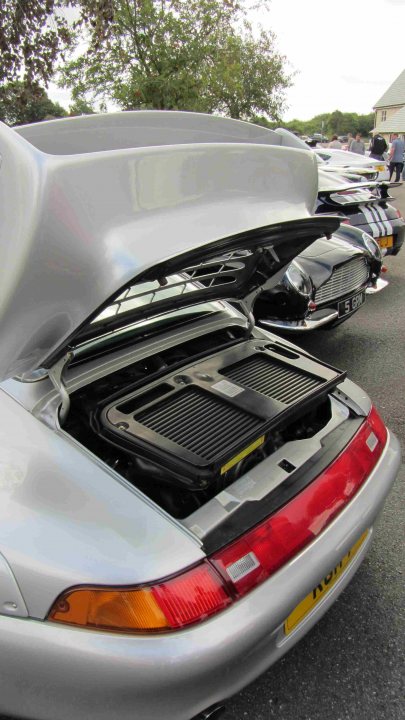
222 355 323 405
99 339 345 491
136 387 262 462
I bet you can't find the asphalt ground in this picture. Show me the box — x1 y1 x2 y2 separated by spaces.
223 184 405 720
1 188 404 720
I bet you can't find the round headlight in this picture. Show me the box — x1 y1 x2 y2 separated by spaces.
362 232 382 259
284 261 312 296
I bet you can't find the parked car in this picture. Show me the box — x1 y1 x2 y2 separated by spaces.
306 133 329 145
315 147 389 181
254 225 384 332
316 170 405 256
0 112 401 720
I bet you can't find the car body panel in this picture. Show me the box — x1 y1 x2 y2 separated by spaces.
316 175 405 256
0 551 28 618
16 110 312 154
0 117 319 380
0 429 399 720
0 387 205 619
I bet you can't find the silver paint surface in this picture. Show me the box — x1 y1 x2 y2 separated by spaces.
0 114 317 380
0 432 399 720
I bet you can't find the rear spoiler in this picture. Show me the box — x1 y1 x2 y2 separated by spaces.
318 180 396 205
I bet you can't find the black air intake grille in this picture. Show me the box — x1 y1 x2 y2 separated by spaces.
223 355 323 405
136 387 262 461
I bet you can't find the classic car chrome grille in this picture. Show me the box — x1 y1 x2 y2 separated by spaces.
136 387 262 461
314 257 368 304
223 355 323 405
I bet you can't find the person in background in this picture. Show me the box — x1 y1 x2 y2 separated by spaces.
369 132 387 160
328 134 342 149
350 133 365 155
388 133 405 182
346 132 354 150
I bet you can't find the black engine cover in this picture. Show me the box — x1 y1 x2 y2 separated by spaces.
99 339 345 489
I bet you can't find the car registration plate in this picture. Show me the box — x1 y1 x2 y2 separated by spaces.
284 530 369 635
375 165 385 172
377 235 393 249
338 290 365 317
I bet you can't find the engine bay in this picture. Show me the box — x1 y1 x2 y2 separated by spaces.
65 328 345 518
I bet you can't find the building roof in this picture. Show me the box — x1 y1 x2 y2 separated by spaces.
374 105 405 133
374 69 405 109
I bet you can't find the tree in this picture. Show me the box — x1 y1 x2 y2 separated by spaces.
69 96 96 115
0 1 72 86
328 109 344 136
356 113 374 137
0 81 67 125
282 111 374 139
204 30 290 120
59 0 291 121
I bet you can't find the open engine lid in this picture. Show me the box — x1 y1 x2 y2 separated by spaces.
317 169 388 203
0 113 339 380
318 169 378 193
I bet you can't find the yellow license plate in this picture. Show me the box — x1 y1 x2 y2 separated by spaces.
375 165 385 171
377 235 393 248
284 530 369 635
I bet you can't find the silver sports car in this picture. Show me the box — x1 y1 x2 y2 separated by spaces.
0 112 401 720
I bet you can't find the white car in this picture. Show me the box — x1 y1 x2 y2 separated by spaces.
315 148 389 181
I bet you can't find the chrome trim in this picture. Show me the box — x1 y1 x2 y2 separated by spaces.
366 277 389 294
259 311 338 332
314 257 369 304
193 705 226 719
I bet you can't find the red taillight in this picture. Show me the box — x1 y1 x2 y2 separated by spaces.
151 563 231 627
211 406 387 598
48 407 387 632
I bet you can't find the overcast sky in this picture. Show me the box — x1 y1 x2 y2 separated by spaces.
258 0 405 120
49 0 405 121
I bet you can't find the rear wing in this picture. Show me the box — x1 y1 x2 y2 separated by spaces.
0 114 321 380
318 177 397 205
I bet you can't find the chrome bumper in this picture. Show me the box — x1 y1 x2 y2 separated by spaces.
366 277 389 294
259 310 338 332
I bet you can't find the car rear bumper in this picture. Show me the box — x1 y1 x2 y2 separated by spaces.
356 217 404 256
0 431 400 720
